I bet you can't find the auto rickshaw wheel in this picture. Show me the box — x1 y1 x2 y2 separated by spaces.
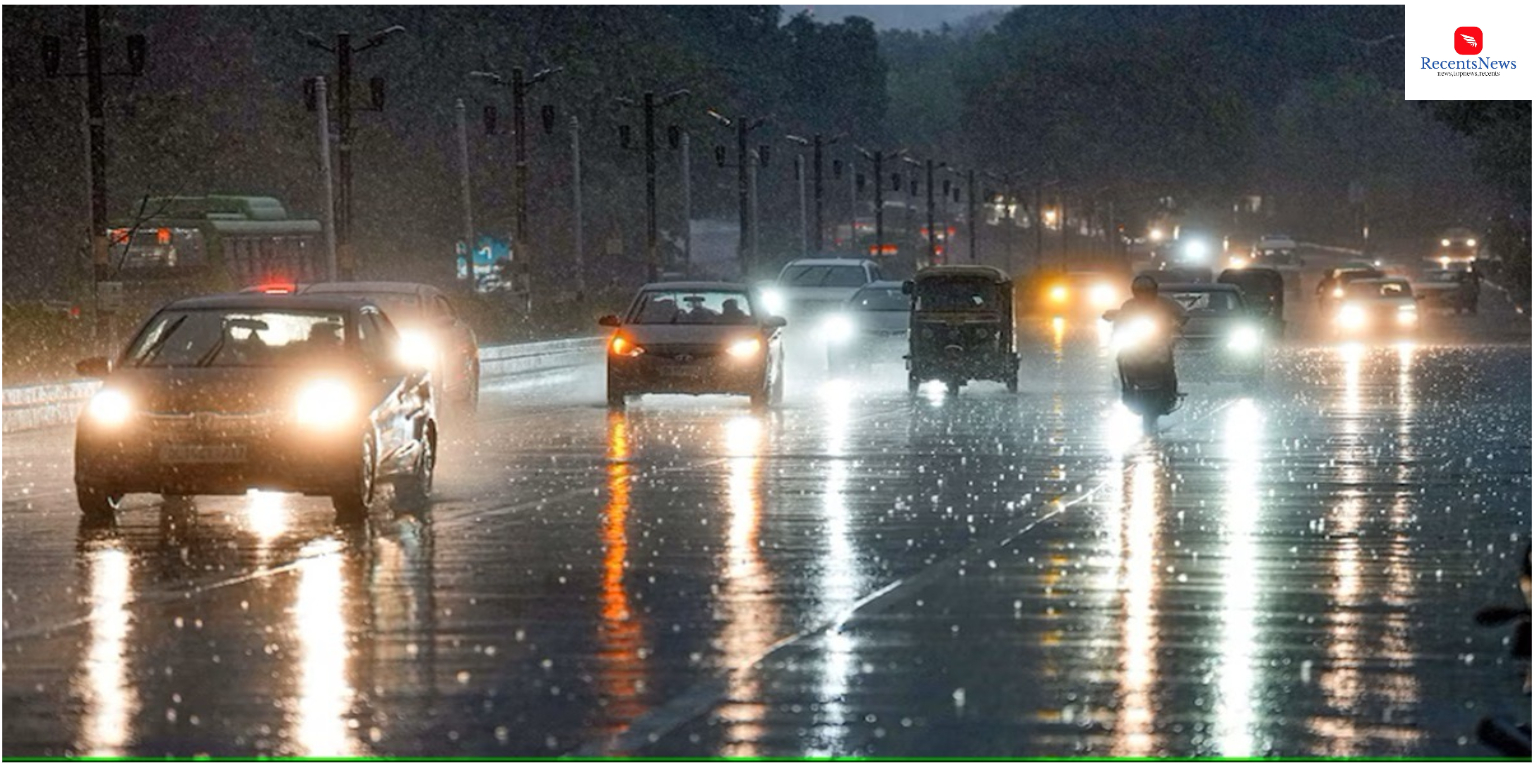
1006 372 1019 394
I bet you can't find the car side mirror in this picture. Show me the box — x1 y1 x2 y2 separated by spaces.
1101 310 1119 323
598 314 621 328
763 315 787 328
76 357 111 377
901 280 914 296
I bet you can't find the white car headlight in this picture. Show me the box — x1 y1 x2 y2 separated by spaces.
87 388 132 426
294 379 357 428
1227 325 1261 353
822 314 855 344
759 288 786 316
727 337 763 359
398 329 436 370
1337 304 1367 330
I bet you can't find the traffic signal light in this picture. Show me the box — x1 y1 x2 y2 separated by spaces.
715 145 727 167
42 36 61 77
125 34 146 76
484 105 498 135
668 125 681 149
541 104 556 135
369 77 386 110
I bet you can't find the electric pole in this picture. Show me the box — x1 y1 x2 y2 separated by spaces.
455 97 473 283
856 147 905 266
301 25 403 280
572 115 585 296
787 133 843 256
470 64 561 283
906 157 945 267
708 111 768 277
319 79 339 281
618 89 688 282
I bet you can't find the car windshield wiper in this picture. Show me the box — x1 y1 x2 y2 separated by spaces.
194 331 230 367
135 315 187 366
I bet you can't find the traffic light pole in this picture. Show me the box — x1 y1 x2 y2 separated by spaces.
84 6 109 347
737 117 750 275
335 33 354 279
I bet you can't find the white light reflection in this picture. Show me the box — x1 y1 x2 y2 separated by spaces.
1313 343 1365 753
243 490 290 561
808 383 861 755
292 539 357 756
1113 449 1162 756
77 544 137 756
1213 399 1262 756
719 414 774 757
598 410 649 732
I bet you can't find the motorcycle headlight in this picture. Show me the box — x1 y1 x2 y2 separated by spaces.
398 329 436 370
1337 304 1367 330
822 314 855 344
86 388 132 427
294 378 357 429
1112 317 1158 352
759 288 786 316
727 337 763 358
1227 325 1261 354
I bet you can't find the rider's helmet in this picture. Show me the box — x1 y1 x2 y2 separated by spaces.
1131 274 1158 300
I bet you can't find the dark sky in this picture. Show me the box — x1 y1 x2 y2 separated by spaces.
783 5 1007 30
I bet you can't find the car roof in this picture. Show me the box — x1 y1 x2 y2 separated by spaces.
639 281 751 292
854 280 906 290
1351 277 1411 286
161 293 371 312
914 265 1010 281
780 258 876 267
1162 283 1240 293
300 281 434 297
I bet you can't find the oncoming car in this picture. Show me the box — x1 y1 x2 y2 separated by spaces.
1038 271 1123 318
759 258 884 323
297 282 480 413
73 294 437 525
1161 282 1266 383
823 280 909 373
600 282 786 408
1333 278 1420 337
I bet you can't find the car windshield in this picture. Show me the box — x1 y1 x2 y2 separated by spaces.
627 290 756 325
1346 281 1412 299
1169 291 1242 313
308 290 420 322
914 278 998 312
849 286 908 312
124 308 351 368
781 264 868 288
1256 250 1299 265
1423 271 1463 282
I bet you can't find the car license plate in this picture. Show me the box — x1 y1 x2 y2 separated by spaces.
159 444 246 464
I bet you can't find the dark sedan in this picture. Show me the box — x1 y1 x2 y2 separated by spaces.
600 282 786 409
73 293 437 525
1161 282 1267 383
823 280 909 373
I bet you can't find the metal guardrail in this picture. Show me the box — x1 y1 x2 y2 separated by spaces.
0 336 604 434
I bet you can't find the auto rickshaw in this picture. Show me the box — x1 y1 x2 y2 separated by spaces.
902 265 1020 395
1218 266 1286 337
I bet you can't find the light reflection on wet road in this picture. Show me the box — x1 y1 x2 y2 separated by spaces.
2 306 1528 757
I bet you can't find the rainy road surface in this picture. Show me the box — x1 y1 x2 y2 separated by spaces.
3 295 1530 758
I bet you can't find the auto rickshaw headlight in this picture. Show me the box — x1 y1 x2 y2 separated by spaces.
86 388 133 427
1048 285 1068 304
726 338 763 359
1396 305 1418 326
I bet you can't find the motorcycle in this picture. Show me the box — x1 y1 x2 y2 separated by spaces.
1475 544 1531 757
1104 309 1184 431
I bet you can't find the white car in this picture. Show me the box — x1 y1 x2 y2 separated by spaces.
1334 278 1420 338
758 258 887 324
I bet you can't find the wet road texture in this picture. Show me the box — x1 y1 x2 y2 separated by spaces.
3 292 1530 758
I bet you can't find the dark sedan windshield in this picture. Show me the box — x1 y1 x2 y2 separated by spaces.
781 265 868 288
124 309 351 367
849 286 908 312
1168 291 1243 314
626 290 756 325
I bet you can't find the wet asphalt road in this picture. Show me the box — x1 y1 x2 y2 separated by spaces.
3 293 1530 758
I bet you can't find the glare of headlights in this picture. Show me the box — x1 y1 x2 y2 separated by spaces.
1396 306 1418 326
294 379 356 428
1337 304 1367 330
759 288 786 316
1229 255 1248 269
822 313 855 344
1331 287 1344 298
1466 238 1477 248
1441 238 1451 247
1149 228 1165 242
87 388 132 426
1112 317 1158 352
397 329 435 370
1227 325 1261 353
1183 239 1208 262
1048 285 1068 303
1089 283 1116 307
609 335 644 357
727 337 763 358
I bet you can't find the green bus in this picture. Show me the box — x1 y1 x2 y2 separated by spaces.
107 195 325 313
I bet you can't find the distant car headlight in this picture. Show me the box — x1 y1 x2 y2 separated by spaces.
1183 239 1208 263
609 335 644 357
86 388 132 427
1089 283 1116 308
1331 287 1345 299
294 378 356 428
727 337 763 358
822 314 855 344
398 329 436 370
1048 285 1068 304
1337 304 1367 330
1227 325 1262 353
1228 255 1248 270
759 287 786 316
1397 305 1418 326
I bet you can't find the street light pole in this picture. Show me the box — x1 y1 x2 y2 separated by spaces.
967 169 978 264
856 147 904 266
455 97 473 282
680 130 692 277
571 115 585 296
618 89 687 282
470 64 560 282
708 111 766 277
320 79 339 281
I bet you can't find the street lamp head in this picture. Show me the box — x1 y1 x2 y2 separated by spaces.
359 25 405 50
706 109 732 126
469 70 506 85
529 66 563 85
299 30 334 53
785 134 809 146
660 88 690 106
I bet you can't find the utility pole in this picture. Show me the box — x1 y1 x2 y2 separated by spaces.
41 7 145 351
571 115 585 296
455 97 473 283
680 130 691 277
302 24 403 280
906 157 945 266
749 150 761 267
1034 184 1045 270
795 155 807 257
708 111 767 277
787 133 842 256
619 89 688 282
470 64 561 282
856 147 905 266
319 79 339 281
967 170 978 264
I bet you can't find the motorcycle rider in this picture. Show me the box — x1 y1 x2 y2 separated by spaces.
1114 275 1188 394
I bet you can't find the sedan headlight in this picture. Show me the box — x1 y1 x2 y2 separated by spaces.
398 329 436 370
822 314 855 344
86 388 132 427
1337 304 1367 330
1227 325 1262 354
759 287 786 316
294 379 356 429
727 337 763 359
